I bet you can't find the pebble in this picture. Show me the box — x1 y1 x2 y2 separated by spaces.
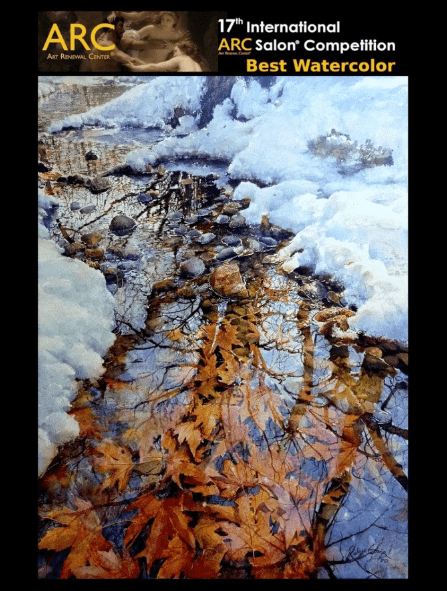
298 281 328 300
88 176 111 193
80 205 96 214
222 236 242 247
246 238 263 252
85 248 104 261
138 192 153 204
197 232 216 245
216 214 230 225
179 257 206 278
109 215 136 236
167 211 183 221
172 225 187 236
259 236 278 247
100 264 124 284
121 244 141 260
228 214 246 229
70 202 81 211
215 247 237 261
67 242 85 256
68 174 88 185
222 202 242 216
197 208 212 216
209 262 248 299
81 232 102 248
371 409 392 425
187 229 202 238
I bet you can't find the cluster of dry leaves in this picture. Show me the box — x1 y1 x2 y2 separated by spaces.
38 275 406 579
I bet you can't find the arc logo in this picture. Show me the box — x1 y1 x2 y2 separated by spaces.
42 23 115 51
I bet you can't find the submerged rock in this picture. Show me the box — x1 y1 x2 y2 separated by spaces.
179 257 206 278
167 211 183 221
186 229 202 238
172 224 188 236
100 264 124 284
109 215 136 236
66 242 85 256
222 202 242 216
85 248 104 261
215 247 237 261
80 205 96 214
138 192 153 204
228 214 246 229
197 232 216 245
209 262 248 299
222 236 242 247
81 232 102 248
259 236 278 248
88 176 111 193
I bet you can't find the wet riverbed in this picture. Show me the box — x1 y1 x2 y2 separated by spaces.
38 80 408 580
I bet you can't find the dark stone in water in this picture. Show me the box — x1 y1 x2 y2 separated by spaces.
38 162 51 172
138 192 152 204
80 205 96 214
88 176 111 194
198 232 216 245
101 264 124 284
85 150 98 161
167 211 183 221
109 215 136 236
67 174 87 185
172 225 188 236
70 202 81 211
215 247 236 261
197 208 212 216
222 236 242 247
259 236 278 247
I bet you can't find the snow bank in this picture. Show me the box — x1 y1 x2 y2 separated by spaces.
234 182 407 341
47 76 206 133
38 191 116 475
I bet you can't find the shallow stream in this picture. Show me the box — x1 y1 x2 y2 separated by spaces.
38 80 408 580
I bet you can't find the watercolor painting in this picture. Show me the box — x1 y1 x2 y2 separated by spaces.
37 12 408 581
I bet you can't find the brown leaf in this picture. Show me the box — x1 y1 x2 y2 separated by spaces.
174 421 203 457
39 499 111 579
94 441 135 493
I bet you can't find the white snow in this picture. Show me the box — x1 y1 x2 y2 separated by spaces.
38 190 116 475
